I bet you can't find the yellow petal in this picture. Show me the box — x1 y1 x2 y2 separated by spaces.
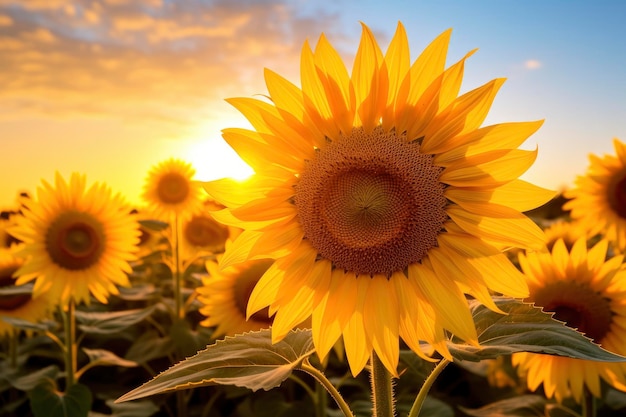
445 180 556 213
351 22 386 131
437 120 544 163
421 78 505 154
365 275 400 376
447 205 546 250
440 148 538 187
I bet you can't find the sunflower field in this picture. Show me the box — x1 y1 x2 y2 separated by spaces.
2 21 626 417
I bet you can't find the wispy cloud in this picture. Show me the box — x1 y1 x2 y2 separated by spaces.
0 0 345 126
524 59 542 70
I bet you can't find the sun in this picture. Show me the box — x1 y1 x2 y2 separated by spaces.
183 127 254 182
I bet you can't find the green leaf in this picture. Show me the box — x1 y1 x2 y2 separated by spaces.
11 365 60 391
124 330 175 364
76 348 139 380
104 399 160 417
0 317 57 332
460 395 548 417
169 318 213 357
29 380 92 417
116 328 316 403
447 298 626 362
74 306 156 335
138 219 169 231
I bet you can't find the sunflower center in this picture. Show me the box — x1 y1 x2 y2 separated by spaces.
532 281 613 343
0 275 31 311
607 170 626 218
157 172 190 205
295 126 447 277
46 211 106 271
232 260 274 324
184 215 229 249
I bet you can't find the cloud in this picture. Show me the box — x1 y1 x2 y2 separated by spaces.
524 59 542 70
0 0 345 127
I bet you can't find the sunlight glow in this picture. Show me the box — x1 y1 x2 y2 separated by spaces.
183 137 254 182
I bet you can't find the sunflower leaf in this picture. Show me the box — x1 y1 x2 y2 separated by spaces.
74 306 156 335
115 328 316 403
448 297 626 362
459 394 548 416
29 380 92 417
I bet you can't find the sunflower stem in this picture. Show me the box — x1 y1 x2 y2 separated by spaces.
300 361 355 417
581 387 596 417
8 328 19 369
370 351 396 417
173 214 185 320
62 298 77 390
407 358 450 417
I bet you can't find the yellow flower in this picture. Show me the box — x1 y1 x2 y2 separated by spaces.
142 158 204 222
513 237 626 403
0 249 53 336
564 138 626 250
179 200 231 262
198 257 274 338
204 22 554 375
543 220 589 252
9 173 140 306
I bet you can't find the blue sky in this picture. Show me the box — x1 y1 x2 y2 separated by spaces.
1 0 625 206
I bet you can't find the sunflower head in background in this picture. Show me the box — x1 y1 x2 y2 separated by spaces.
564 138 626 251
204 22 555 375
0 249 53 336
513 237 626 403
142 158 204 222
198 257 275 338
9 172 140 307
179 199 231 262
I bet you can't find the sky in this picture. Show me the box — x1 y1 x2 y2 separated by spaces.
1 0 625 208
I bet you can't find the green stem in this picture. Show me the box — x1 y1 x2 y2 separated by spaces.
315 376 329 417
407 358 450 417
173 214 184 320
300 361 355 417
581 387 595 417
8 328 18 369
63 299 77 389
370 351 395 417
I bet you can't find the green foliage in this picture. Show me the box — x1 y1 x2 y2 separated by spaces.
116 329 316 402
447 298 625 362
29 381 92 417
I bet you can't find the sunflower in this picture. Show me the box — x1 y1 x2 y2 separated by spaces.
142 158 204 222
179 200 231 263
0 249 53 336
9 172 140 306
543 219 589 252
513 237 626 403
204 22 554 375
564 138 626 251
198 257 274 338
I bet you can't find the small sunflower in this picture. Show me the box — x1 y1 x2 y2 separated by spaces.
204 22 554 375
9 172 140 306
564 138 626 250
513 237 626 403
179 200 230 262
0 249 53 336
198 257 274 338
142 158 204 222
543 219 589 252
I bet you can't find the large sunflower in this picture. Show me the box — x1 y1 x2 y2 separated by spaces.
9 172 140 306
198 257 274 338
142 158 204 222
0 249 53 336
204 22 554 375
513 237 626 403
564 138 626 250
